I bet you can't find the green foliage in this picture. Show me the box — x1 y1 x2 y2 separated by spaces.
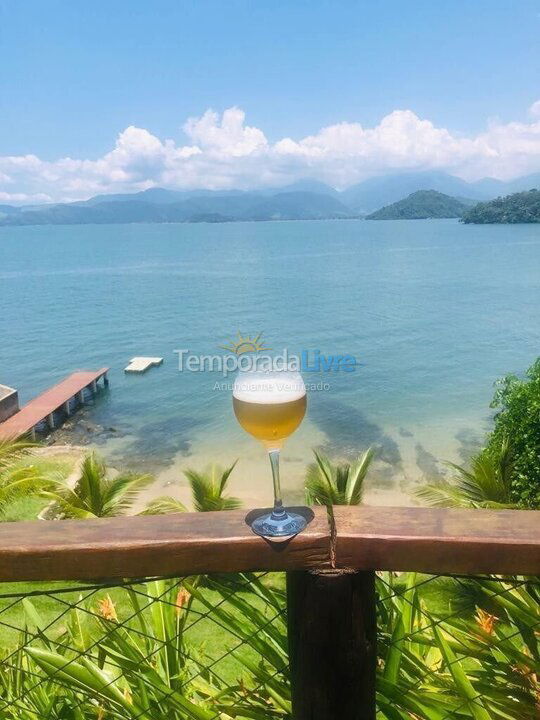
145 461 241 514
486 358 540 507
41 452 154 518
0 438 45 519
2 572 539 718
415 438 516 509
305 448 374 506
5 574 289 719
185 461 241 512
461 189 540 224
366 190 470 220
377 573 540 719
0 437 36 472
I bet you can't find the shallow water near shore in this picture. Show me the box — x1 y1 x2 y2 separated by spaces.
2 218 540 507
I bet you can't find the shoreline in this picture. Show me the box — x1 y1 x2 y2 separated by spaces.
36 422 430 512
31 400 491 513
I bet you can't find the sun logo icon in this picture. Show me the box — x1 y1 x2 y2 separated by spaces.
220 331 271 355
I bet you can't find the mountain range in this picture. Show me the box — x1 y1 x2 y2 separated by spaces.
1 171 540 226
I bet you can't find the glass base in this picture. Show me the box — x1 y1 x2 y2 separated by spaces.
250 510 307 538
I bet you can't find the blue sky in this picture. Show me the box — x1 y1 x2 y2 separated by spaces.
1 0 540 202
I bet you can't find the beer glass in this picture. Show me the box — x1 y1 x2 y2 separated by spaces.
233 369 307 537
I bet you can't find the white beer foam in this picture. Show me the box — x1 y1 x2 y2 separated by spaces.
233 374 306 404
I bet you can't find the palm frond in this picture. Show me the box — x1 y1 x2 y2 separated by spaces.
414 483 470 508
184 462 241 512
335 464 350 497
42 452 153 518
306 450 338 505
347 447 375 505
215 495 242 511
41 471 88 510
0 436 37 472
38 492 97 519
184 470 210 513
76 454 107 514
218 459 238 494
102 473 155 515
141 496 188 515
416 439 517 509
0 467 45 515
305 448 374 506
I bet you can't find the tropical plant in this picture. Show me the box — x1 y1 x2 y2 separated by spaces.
487 357 540 508
415 438 516 509
11 573 288 720
305 448 374 506
145 460 241 514
40 452 154 518
4 570 539 719
0 437 44 519
22 579 212 720
186 573 290 717
376 572 540 719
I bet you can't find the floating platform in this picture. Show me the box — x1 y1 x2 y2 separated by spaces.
0 369 109 440
124 357 163 373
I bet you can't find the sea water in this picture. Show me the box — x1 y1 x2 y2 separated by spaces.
1 219 539 507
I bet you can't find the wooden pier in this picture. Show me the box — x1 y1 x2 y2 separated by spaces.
0 368 109 440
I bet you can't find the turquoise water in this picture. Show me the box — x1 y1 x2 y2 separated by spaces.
1 219 540 506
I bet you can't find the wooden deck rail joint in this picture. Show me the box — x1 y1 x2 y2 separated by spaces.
0 505 539 581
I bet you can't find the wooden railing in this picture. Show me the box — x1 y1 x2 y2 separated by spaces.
0 505 539 719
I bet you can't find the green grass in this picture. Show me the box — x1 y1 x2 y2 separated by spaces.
0 575 284 684
12 452 77 482
0 496 48 522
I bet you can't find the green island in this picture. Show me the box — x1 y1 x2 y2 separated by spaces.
365 190 471 220
461 188 540 223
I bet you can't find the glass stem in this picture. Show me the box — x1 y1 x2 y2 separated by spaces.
268 449 285 518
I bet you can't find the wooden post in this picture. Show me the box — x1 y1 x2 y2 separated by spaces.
77 390 85 405
64 400 71 416
287 569 376 720
47 412 55 430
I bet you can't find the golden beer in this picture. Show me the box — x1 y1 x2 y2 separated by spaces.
233 373 307 448
233 394 306 446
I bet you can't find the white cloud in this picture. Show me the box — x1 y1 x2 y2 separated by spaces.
273 110 495 186
2 103 540 203
529 100 540 118
0 191 52 204
183 107 267 156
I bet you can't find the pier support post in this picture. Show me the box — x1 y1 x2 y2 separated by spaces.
91 380 97 393
77 390 85 405
64 400 71 416
47 413 55 431
287 569 377 720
